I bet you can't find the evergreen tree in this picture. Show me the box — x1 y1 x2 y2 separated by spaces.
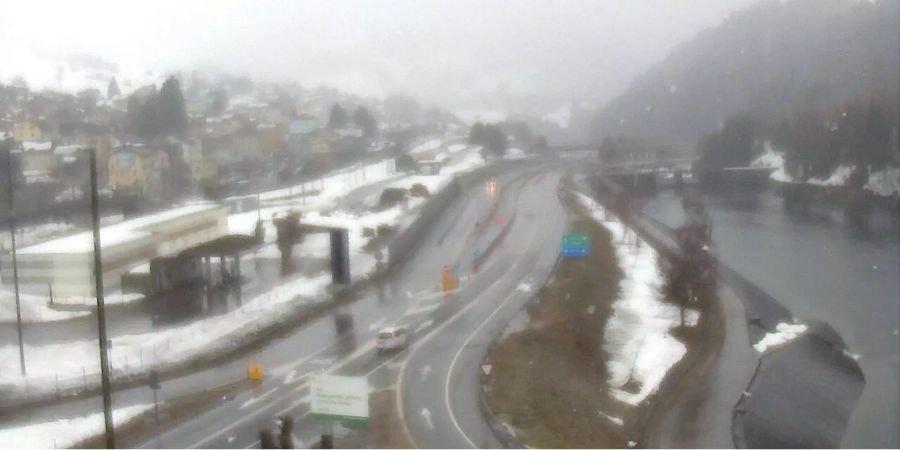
328 103 348 129
209 89 229 116
352 106 377 138
107 77 120 99
158 76 188 137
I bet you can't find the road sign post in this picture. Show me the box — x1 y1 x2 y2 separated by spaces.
148 370 161 447
310 375 369 424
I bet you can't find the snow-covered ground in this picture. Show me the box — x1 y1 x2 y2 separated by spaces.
0 140 488 403
753 144 899 196
259 158 396 206
0 291 90 323
752 146 791 182
409 138 442 156
808 165 854 187
504 147 528 160
0 288 144 324
0 403 151 449
753 322 808 353
543 104 572 129
865 167 900 196
0 222 76 251
575 192 692 406
0 271 332 396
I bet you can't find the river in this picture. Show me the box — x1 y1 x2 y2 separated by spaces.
642 188 899 448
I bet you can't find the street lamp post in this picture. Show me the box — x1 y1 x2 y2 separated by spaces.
6 150 25 376
89 148 115 448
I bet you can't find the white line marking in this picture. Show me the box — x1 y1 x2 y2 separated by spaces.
239 387 278 410
368 317 386 331
283 369 301 385
188 343 374 448
414 319 434 334
445 286 525 447
403 302 440 317
420 408 434 430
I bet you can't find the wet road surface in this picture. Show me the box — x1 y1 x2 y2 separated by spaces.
121 163 566 448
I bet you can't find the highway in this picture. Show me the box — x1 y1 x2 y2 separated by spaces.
129 162 572 448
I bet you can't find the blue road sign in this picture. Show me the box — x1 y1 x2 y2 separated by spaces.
561 233 590 258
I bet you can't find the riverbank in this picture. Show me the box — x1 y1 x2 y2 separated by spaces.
643 186 884 447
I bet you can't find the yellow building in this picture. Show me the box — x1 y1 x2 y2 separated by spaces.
108 146 170 196
13 121 44 142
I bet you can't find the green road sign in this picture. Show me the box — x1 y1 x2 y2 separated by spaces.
561 233 590 257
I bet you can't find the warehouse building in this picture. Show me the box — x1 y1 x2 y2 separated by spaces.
1 203 229 297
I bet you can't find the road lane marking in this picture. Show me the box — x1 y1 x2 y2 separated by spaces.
445 286 527 447
283 369 300 385
394 175 554 448
367 317 386 331
171 173 558 450
420 408 435 430
188 343 374 448
442 187 550 448
403 303 440 318
414 319 434 334
240 387 278 410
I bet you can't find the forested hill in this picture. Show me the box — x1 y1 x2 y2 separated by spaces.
592 0 899 146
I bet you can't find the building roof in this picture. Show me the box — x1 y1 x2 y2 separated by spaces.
19 203 226 255
54 144 86 156
20 141 53 152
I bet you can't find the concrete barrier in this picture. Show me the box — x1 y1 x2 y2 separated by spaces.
386 159 537 271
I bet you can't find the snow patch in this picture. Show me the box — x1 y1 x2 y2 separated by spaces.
808 165 854 187
0 403 152 449
0 291 90 323
753 322 808 353
597 410 624 427
505 147 527 160
575 192 689 405
865 167 900 196
543 105 571 129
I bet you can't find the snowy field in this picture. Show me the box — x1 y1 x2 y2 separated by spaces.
576 192 697 405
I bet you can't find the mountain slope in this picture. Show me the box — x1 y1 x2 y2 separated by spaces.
593 0 899 146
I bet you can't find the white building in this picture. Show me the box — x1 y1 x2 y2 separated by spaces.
1 203 229 297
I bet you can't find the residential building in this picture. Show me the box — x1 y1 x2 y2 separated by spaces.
107 144 170 198
17 140 56 177
13 120 45 142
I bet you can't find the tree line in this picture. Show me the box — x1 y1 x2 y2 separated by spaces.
696 95 897 185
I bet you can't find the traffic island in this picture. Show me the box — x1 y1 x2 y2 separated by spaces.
480 187 723 448
481 190 627 448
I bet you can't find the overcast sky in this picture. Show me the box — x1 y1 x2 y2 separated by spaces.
1 0 760 113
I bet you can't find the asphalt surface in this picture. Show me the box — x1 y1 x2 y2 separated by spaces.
654 283 759 448
401 173 566 449
122 163 568 448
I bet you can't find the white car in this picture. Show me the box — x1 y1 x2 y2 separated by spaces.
375 326 409 353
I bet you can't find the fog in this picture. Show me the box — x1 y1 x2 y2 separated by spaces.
1 0 759 114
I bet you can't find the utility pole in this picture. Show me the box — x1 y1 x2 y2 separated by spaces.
89 148 115 448
6 150 25 376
